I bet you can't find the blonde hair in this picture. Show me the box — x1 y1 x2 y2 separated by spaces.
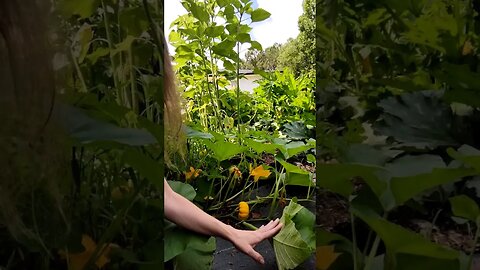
163 39 185 163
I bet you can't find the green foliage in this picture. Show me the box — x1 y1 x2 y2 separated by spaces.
318 0 480 269
273 199 315 270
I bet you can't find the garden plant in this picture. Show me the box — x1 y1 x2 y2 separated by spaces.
317 0 480 269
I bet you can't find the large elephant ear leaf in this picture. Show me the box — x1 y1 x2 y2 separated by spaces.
374 90 457 149
60 104 156 146
273 200 315 270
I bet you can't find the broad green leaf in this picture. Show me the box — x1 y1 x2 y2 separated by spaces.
164 220 212 262
185 126 213 139
119 7 149 36
250 8 271 22
57 0 99 18
190 3 209 22
112 35 136 55
86 47 109 64
202 139 245 161
223 60 236 71
273 200 315 270
167 181 196 201
374 91 457 149
60 105 156 146
205 26 224 37
449 195 480 223
123 149 163 189
250 41 263 51
351 204 463 268
173 236 216 270
276 158 312 187
244 138 279 154
212 39 236 57
317 163 385 198
237 33 251 43
448 145 480 172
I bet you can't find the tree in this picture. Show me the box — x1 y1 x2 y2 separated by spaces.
241 43 281 70
278 0 315 75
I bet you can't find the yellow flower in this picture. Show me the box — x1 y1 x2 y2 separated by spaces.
185 166 201 181
229 166 242 180
249 164 271 182
238 201 249 221
316 245 341 270
111 180 134 200
463 40 474 55
59 234 114 270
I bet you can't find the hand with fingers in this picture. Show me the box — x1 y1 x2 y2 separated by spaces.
227 218 283 265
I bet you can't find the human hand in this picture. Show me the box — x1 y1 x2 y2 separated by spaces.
227 218 283 264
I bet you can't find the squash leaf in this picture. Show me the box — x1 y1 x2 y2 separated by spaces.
273 199 315 270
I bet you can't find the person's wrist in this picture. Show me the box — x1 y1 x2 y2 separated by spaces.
221 223 237 242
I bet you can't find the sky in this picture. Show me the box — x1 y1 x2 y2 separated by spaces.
164 0 303 59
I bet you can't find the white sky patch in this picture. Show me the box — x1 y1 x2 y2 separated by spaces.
250 0 303 49
164 0 303 59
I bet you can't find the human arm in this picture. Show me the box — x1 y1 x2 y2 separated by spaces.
163 179 282 264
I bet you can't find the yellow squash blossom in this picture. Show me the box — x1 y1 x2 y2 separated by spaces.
229 166 242 180
238 201 249 221
59 234 114 270
249 164 271 182
316 245 341 270
185 166 201 181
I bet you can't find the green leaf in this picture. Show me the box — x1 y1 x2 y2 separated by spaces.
237 33 251 43
351 204 463 268
112 35 136 55
374 91 457 149
244 138 279 155
449 195 480 223
212 39 236 57
317 163 385 198
57 0 99 18
173 237 216 270
205 26 224 37
123 149 163 189
223 60 236 71
190 3 209 22
167 181 196 201
276 158 312 187
202 139 245 161
185 126 213 139
250 8 271 22
60 105 156 146
273 200 315 270
250 40 263 51
86 47 109 64
164 221 212 262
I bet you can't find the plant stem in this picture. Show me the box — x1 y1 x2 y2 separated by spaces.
467 221 480 270
351 212 358 270
364 212 388 270
242 221 258 230
101 0 120 103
